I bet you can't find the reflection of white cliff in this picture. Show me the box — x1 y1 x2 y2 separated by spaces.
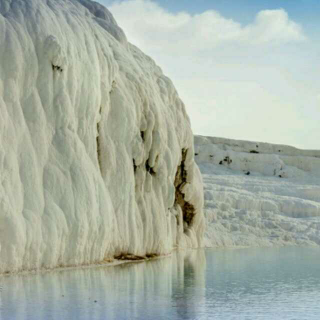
1 250 206 319
172 250 207 319
0 0 204 274
195 136 320 247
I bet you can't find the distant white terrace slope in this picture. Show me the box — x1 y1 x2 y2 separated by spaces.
0 0 204 273
195 136 320 247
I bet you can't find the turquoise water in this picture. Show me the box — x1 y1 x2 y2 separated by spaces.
1 247 320 320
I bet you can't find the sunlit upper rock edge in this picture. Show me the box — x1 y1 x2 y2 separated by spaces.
0 0 205 274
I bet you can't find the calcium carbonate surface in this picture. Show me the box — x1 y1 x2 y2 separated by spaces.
0 0 204 273
195 136 320 247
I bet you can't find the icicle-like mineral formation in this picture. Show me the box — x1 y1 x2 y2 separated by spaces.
0 0 204 273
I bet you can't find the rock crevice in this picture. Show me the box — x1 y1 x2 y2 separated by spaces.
174 149 196 227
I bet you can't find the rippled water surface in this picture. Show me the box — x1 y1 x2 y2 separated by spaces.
1 247 320 320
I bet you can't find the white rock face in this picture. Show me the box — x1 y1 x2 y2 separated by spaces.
0 0 204 273
195 136 320 247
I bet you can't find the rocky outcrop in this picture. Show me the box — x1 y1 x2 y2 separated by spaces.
195 135 320 247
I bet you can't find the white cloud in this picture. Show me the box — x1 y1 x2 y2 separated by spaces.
104 0 319 149
108 0 306 53
242 9 306 44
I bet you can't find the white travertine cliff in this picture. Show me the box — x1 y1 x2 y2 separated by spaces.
0 0 204 273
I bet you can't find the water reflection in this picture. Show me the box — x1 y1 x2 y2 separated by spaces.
203 247 320 319
171 250 206 320
0 249 206 320
1 247 320 320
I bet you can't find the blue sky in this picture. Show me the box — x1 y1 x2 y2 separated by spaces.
156 0 319 18
100 0 320 149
